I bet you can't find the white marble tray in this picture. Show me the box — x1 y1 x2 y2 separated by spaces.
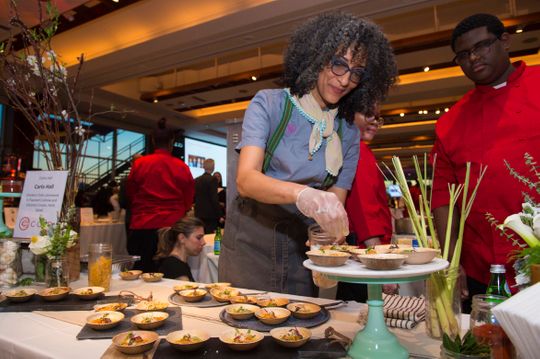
303 257 449 279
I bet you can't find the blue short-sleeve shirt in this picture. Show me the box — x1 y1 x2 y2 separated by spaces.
238 89 360 190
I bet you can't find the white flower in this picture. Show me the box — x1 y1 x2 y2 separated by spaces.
533 214 540 239
500 212 540 248
67 230 78 248
29 235 51 255
46 50 56 62
26 55 38 67
74 126 86 137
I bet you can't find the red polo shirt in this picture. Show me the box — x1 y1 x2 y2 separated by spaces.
346 141 392 246
431 61 540 286
127 149 194 229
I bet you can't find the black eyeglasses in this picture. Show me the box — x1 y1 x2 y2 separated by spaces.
330 56 365 84
453 37 499 65
365 115 384 127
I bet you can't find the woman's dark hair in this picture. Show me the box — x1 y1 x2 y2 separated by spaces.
283 11 397 123
154 216 205 260
451 14 505 51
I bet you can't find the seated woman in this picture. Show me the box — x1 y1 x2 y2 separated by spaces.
154 216 206 281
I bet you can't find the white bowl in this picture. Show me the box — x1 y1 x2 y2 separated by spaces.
130 311 169 330
166 329 210 351
73 286 105 300
225 304 259 320
270 327 311 348
219 328 263 351
255 307 291 325
86 311 124 330
4 288 37 302
112 331 159 355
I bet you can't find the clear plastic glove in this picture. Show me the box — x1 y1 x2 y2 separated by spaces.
296 187 349 240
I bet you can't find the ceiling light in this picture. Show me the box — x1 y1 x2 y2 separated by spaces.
153 98 158 103
251 76 257 81
444 107 449 112
423 110 428 114
418 110 422 114
423 66 430 72
515 26 524 34
435 109 440 115
112 0 119 3
399 112 405 117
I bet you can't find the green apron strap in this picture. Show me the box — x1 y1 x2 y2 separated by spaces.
320 118 344 190
262 94 293 173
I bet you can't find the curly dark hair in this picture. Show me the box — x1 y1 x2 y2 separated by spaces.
283 11 397 123
451 13 505 51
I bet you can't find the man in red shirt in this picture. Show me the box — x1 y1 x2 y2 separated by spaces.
126 119 195 272
337 111 394 302
432 14 540 312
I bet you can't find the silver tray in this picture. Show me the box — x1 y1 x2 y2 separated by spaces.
168 292 228 308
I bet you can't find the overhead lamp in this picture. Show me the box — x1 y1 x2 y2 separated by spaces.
153 98 158 103
418 110 423 115
399 112 405 117
423 66 430 72
112 0 119 3
435 109 441 115
251 75 257 81
515 26 524 34
444 107 449 112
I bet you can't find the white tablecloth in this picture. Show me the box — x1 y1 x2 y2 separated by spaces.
79 222 128 256
0 275 460 359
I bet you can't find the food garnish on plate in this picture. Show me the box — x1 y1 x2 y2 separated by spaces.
175 333 202 344
121 332 147 346
94 302 128 312
280 327 304 341
233 329 257 344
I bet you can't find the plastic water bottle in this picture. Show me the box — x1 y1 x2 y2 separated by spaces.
213 227 222 255
486 264 511 297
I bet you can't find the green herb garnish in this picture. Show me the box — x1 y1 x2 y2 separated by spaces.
442 330 490 356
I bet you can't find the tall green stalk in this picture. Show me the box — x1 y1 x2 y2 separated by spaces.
385 156 487 339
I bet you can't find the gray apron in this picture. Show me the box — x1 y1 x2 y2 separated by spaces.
218 197 316 296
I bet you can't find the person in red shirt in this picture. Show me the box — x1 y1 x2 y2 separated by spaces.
126 118 195 272
337 111 395 302
432 13 540 312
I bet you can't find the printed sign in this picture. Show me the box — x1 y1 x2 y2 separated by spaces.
13 171 68 238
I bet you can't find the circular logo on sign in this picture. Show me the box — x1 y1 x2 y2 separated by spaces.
19 217 30 230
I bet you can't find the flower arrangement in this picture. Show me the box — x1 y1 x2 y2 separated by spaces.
486 153 540 287
0 0 90 215
382 154 486 339
29 213 78 259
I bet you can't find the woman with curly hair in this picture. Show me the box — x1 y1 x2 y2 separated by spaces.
219 12 397 296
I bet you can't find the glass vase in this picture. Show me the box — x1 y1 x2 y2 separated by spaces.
34 254 47 283
45 255 70 288
425 267 461 340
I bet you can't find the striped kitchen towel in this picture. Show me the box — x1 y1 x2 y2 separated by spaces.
383 293 425 329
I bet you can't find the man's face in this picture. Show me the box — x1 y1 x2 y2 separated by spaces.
453 26 511 86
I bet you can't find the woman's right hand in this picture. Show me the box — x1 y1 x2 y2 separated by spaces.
296 187 349 240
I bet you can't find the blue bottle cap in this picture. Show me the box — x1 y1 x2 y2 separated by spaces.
412 239 419 248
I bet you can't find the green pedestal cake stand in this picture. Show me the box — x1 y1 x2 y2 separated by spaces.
304 257 448 359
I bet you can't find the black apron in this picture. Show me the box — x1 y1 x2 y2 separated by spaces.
218 198 316 296
218 93 342 296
